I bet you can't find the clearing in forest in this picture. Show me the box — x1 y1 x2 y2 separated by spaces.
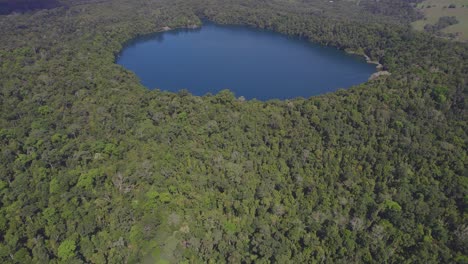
412 0 468 41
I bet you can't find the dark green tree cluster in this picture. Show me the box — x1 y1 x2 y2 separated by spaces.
358 0 424 22
0 0 466 263
424 16 459 34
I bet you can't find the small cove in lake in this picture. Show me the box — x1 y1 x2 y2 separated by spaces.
117 22 376 100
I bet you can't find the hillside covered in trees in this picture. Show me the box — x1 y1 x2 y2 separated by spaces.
0 0 466 263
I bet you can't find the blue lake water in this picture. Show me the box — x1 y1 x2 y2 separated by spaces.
117 22 375 100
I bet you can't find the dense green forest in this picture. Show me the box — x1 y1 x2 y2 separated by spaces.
0 0 467 263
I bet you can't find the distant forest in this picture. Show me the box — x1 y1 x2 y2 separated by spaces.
0 0 62 15
0 0 466 263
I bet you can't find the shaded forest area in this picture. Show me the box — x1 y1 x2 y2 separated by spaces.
0 0 466 263
358 0 424 22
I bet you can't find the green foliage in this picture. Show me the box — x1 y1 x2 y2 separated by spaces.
49 178 60 194
0 181 7 191
223 221 237 234
159 192 172 203
37 105 52 115
432 86 449 103
0 0 466 263
384 200 402 212
57 239 76 260
77 169 101 189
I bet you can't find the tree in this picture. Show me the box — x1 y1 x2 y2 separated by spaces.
57 239 76 260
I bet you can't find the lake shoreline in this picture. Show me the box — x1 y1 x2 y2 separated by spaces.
344 49 384 70
115 23 202 62
344 49 392 81
117 22 377 100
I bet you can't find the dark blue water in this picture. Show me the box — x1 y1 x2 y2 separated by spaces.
117 23 375 100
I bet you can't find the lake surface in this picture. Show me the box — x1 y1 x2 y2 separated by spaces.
117 23 375 100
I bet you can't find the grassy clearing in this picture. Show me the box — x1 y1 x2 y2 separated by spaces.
412 0 468 41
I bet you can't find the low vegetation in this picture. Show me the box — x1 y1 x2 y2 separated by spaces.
413 0 468 41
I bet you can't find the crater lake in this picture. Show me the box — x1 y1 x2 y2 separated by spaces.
117 22 376 100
